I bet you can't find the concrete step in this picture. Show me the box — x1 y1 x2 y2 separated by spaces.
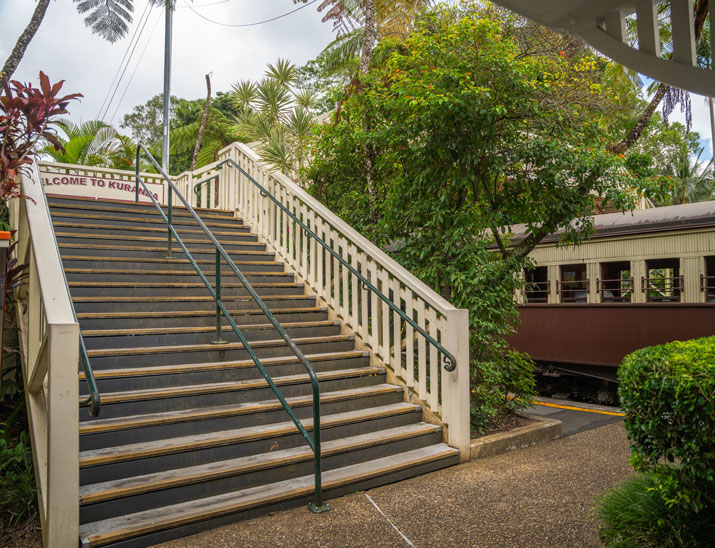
84 334 355 369
66 268 294 284
68 281 305 299
48 199 236 221
79 423 442 524
62 255 284 273
78 444 459 548
47 196 234 218
53 221 254 242
73 294 316 314
80 350 370 392
80 367 384 420
80 374 397 454
50 210 244 232
76 305 324 330
79 394 413 480
81 320 342 350
55 232 263 252
57 242 272 261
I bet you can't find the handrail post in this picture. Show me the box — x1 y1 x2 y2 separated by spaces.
212 249 225 344
308 384 329 513
167 186 173 258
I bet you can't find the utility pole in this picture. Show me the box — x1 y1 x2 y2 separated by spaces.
162 0 173 175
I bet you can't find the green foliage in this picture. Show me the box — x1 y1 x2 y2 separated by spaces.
597 472 715 548
230 60 319 182
121 93 239 175
602 336 715 547
619 336 715 512
307 3 664 430
626 117 714 205
0 403 37 529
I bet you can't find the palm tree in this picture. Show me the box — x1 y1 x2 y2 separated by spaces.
42 120 118 166
170 105 236 170
295 0 433 75
2 0 168 82
662 147 714 205
230 60 318 183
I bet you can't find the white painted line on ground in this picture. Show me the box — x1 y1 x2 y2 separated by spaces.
365 493 416 548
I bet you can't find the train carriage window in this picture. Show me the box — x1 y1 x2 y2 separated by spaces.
524 266 549 303
644 258 682 302
559 264 588 303
599 261 632 302
704 256 715 302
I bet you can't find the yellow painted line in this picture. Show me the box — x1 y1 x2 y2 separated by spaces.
530 400 625 417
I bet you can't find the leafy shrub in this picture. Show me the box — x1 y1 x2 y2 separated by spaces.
470 350 536 434
596 472 715 548
619 336 715 511
598 336 715 547
0 403 37 529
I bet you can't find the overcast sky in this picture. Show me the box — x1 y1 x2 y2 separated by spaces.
1 0 712 162
0 0 336 129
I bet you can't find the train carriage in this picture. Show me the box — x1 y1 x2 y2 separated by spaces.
509 200 715 401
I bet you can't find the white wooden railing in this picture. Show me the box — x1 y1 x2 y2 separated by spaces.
10 163 80 547
176 143 471 458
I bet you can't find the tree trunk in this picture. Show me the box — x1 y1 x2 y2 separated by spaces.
360 0 378 222
2 0 52 82
191 73 212 171
359 0 376 75
610 0 709 155
610 83 669 155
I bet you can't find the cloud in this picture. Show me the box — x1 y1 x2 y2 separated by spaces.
0 0 335 129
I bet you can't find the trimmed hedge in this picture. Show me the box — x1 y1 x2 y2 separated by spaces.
618 335 715 511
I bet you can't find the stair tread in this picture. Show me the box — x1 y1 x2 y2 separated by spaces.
77 306 322 320
69 281 300 289
87 366 383 405
58 242 271 254
80 350 367 380
79 398 414 464
82 320 334 337
56 232 261 246
54 222 249 236
79 444 457 547
67 269 287 277
47 196 233 215
49 201 234 220
79 423 441 505
62 255 280 266
74 294 308 303
51 211 244 228
85 334 352 357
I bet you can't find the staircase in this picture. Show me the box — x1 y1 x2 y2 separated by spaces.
48 195 459 547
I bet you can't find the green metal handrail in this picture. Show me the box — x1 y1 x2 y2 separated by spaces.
199 158 457 373
135 144 329 513
40 169 100 416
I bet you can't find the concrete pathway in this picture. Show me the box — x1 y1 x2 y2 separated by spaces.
524 398 625 437
159 422 632 548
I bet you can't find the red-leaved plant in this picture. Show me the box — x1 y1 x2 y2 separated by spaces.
0 71 82 202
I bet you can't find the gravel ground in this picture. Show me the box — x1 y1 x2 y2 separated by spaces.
160 421 632 548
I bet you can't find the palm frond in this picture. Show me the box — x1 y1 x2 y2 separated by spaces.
230 80 257 112
73 0 134 43
265 58 299 87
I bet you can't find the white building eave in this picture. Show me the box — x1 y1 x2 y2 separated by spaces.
492 0 713 97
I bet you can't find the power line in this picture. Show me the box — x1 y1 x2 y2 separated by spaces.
100 3 155 122
182 0 318 27
96 1 152 120
177 0 233 8
109 10 164 126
